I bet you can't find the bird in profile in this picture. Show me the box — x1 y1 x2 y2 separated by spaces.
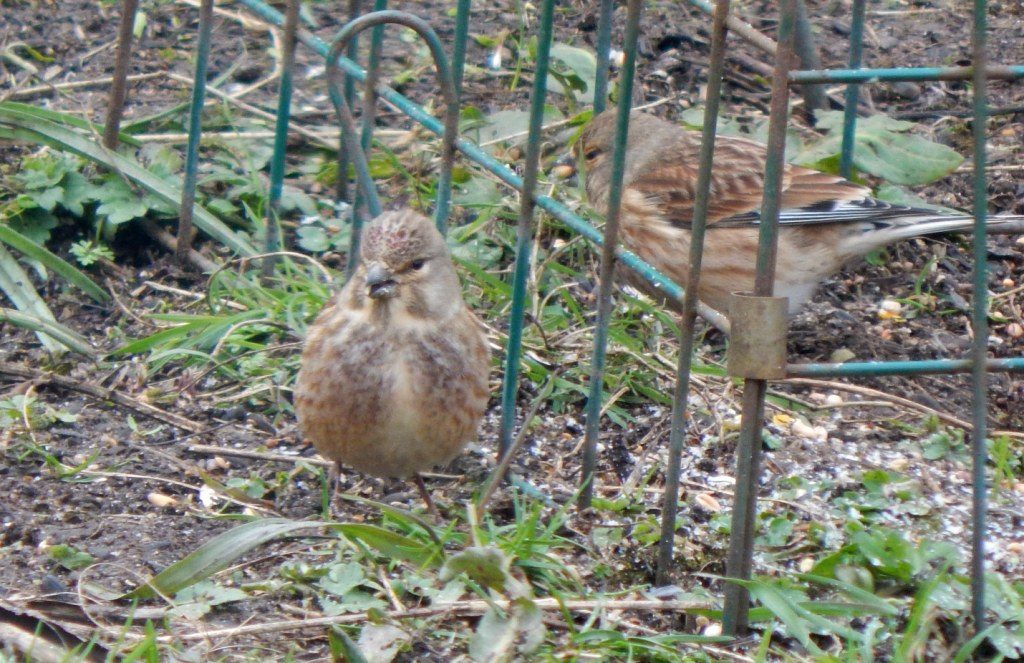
578 109 1024 321
294 209 490 513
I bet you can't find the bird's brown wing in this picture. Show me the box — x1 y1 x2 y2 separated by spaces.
631 133 869 228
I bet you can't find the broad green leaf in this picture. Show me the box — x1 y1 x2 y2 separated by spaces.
469 597 545 662
441 546 512 591
61 171 96 217
0 225 109 302
874 183 961 214
8 210 58 246
318 562 366 597
357 624 409 663
469 106 563 147
796 111 963 185
549 43 597 103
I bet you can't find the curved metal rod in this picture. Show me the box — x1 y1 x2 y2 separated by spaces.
325 11 461 267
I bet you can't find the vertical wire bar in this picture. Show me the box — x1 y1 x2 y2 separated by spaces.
579 0 643 508
176 0 214 265
654 0 732 583
498 0 557 458
354 0 387 228
439 0 473 233
263 0 300 276
969 0 989 632
429 0 458 234
792 0 826 116
839 0 867 178
326 48 383 230
337 0 361 243
102 0 140 149
451 0 472 99
722 0 798 635
592 0 615 114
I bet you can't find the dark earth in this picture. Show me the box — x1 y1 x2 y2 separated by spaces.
1 0 1022 659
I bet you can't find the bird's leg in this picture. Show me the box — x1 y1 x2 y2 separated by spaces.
331 461 344 494
414 473 439 518
326 461 343 518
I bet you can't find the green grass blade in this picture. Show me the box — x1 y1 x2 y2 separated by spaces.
122 518 325 599
0 243 61 351
0 101 142 146
331 523 441 568
730 578 824 655
0 225 109 303
0 308 94 356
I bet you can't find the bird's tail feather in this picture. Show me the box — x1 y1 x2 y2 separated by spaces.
878 213 1024 242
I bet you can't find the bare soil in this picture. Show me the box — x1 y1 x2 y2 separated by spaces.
1 0 1022 659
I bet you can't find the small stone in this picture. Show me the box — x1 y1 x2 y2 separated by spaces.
825 394 843 407
1006 323 1023 339
148 492 178 508
703 622 723 637
878 299 903 320
799 556 815 573
694 493 722 513
829 348 857 363
892 82 921 100
791 419 818 440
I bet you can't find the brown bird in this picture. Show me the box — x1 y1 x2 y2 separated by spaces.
579 109 1024 320
294 209 490 512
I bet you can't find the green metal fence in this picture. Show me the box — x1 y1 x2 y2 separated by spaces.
105 0 1024 640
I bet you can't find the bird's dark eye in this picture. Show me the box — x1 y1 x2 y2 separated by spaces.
409 258 426 271
584 148 601 161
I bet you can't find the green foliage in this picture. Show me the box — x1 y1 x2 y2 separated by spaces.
798 111 965 184
548 43 598 106
169 580 248 620
0 394 77 430
47 543 96 571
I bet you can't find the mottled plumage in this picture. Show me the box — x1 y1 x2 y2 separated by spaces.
580 110 1024 318
295 210 489 503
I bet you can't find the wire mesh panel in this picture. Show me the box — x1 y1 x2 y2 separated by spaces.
176 0 1024 646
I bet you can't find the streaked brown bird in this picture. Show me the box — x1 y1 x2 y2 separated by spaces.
579 109 1024 320
294 209 490 511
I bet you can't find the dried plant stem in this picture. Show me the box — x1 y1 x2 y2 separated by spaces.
165 598 712 642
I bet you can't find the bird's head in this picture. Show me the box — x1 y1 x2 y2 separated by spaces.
577 109 668 209
352 209 461 320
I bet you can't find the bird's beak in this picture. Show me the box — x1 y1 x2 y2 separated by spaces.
551 152 578 182
364 263 397 300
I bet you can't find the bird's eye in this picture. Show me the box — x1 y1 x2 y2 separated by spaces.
584 148 601 161
409 258 426 271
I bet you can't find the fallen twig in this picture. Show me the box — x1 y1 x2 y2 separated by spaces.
5 73 163 101
188 443 330 467
783 377 1024 441
164 598 712 642
0 361 203 433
